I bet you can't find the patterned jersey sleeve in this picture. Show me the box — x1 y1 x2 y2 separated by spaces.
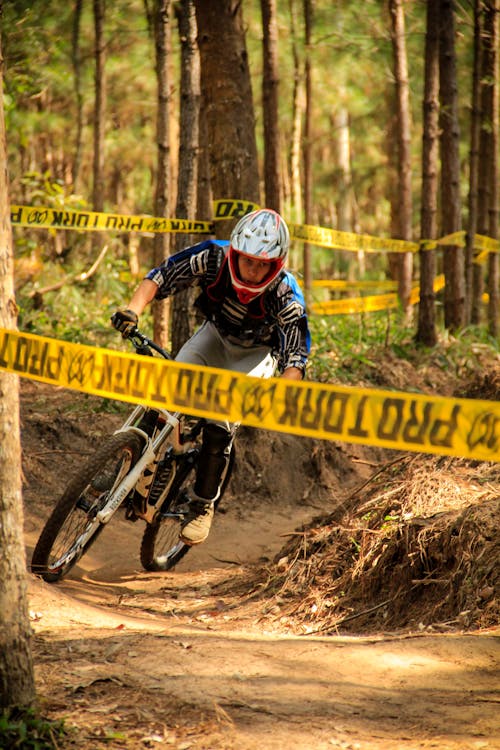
270 272 311 375
145 240 226 299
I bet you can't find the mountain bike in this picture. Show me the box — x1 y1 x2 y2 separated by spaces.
30 328 234 583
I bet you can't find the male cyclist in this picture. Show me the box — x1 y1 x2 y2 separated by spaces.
112 209 310 546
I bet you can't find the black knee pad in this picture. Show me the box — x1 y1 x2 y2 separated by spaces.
194 424 232 500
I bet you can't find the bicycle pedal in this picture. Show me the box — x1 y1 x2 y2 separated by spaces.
159 509 185 520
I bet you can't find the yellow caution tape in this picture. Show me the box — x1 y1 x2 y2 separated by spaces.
435 231 467 247
10 202 500 257
9 200 259 235
311 279 398 290
1 328 499 462
312 292 401 315
288 221 420 254
473 233 500 254
311 275 446 315
474 250 490 265
212 199 261 219
10 205 214 234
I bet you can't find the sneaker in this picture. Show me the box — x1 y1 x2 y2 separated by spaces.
180 499 215 546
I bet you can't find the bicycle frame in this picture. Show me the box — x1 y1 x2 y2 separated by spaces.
96 328 201 526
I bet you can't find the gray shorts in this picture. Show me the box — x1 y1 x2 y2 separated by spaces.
175 321 277 432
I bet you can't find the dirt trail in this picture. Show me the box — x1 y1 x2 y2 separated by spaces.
26 539 499 750
21 380 500 749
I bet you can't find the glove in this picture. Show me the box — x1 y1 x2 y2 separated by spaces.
111 308 138 338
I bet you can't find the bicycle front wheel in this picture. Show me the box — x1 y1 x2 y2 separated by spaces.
31 431 144 582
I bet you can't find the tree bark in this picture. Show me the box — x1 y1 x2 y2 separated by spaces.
485 0 499 337
92 0 106 213
194 0 260 238
152 0 171 347
388 0 413 320
464 0 482 324
302 0 313 303
261 0 281 212
416 0 440 346
0 27 36 708
171 0 200 355
439 0 465 332
288 0 304 270
72 0 84 192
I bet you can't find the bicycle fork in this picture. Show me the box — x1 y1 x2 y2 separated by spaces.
96 438 157 524
96 411 181 525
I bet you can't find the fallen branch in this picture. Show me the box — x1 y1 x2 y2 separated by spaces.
28 243 109 298
344 453 417 506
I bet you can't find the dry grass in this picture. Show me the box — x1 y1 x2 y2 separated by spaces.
221 455 499 635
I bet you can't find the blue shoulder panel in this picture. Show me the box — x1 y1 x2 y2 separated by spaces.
283 270 306 307
165 238 228 268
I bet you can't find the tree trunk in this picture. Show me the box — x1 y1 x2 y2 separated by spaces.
92 0 106 213
388 0 413 320
288 0 303 270
464 0 482 324
91 0 107 270
333 105 362 281
197 106 212 221
171 0 200 355
416 0 440 346
261 0 281 212
472 1 490 325
485 0 499 337
194 0 260 238
302 0 313 303
72 0 84 192
0 28 36 708
439 0 465 332
333 106 353 233
152 0 171 347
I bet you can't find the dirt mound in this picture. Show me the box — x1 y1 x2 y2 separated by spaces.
456 364 500 401
226 454 498 635
208 361 500 636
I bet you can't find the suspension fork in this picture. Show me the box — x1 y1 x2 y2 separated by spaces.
96 412 182 524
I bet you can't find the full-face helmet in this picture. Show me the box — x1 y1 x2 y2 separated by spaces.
228 208 290 304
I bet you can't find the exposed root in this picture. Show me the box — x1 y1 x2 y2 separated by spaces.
220 456 499 635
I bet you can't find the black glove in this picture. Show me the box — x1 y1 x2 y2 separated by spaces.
111 308 138 338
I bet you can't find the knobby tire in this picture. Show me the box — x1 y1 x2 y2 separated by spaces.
31 431 144 583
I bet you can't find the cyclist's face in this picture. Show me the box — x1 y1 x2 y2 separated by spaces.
237 255 270 284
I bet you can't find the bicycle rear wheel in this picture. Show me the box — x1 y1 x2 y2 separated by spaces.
31 431 144 582
140 446 235 572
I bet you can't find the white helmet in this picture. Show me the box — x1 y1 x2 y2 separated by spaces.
228 209 290 304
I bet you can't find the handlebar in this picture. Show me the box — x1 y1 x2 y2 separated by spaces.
126 327 172 361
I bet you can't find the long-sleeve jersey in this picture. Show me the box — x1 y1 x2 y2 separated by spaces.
146 239 310 374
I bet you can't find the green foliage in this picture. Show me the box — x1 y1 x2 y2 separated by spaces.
19 172 87 211
3 0 495 364
308 311 500 385
308 310 401 383
16 253 152 350
0 707 71 750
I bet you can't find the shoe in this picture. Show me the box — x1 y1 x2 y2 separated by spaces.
180 498 215 546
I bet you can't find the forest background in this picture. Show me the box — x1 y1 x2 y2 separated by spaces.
2 0 499 361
